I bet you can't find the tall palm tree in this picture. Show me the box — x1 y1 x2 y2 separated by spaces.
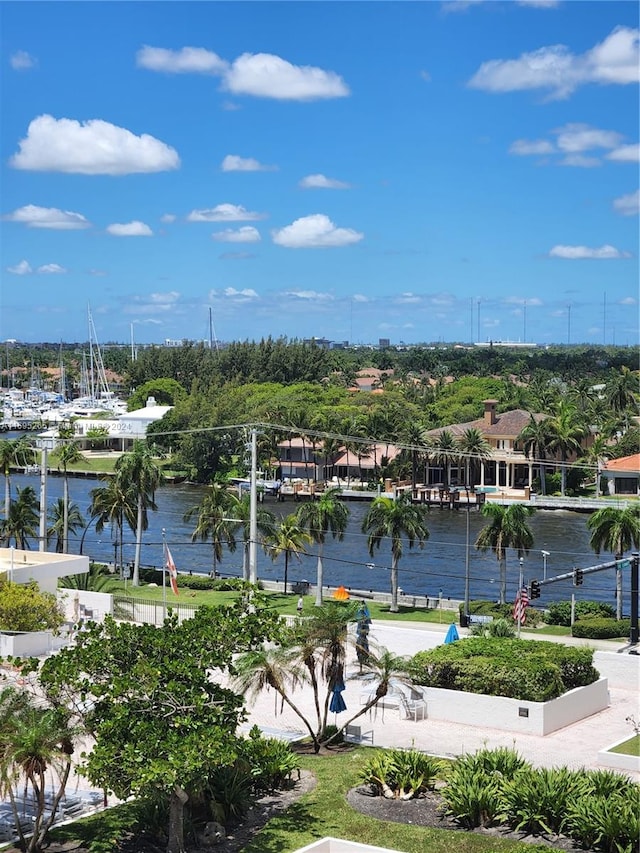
362 493 430 613
0 485 40 549
89 476 137 576
47 498 85 553
52 441 83 553
0 438 34 520
184 482 237 578
264 513 311 594
587 506 640 621
428 429 458 489
545 401 586 496
475 503 535 605
604 366 639 415
456 427 492 489
0 691 76 853
297 487 350 607
517 414 551 496
226 493 276 582
115 441 164 585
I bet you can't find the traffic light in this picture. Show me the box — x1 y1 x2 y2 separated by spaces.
573 568 584 586
529 580 541 599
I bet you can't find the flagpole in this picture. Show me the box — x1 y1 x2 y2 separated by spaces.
162 527 167 622
517 557 524 639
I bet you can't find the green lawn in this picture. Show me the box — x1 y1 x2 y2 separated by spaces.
39 749 547 853
609 734 640 757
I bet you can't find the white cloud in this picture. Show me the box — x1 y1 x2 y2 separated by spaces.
554 123 622 152
187 204 266 222
468 26 639 99
517 0 559 6
7 260 32 275
160 213 176 223
4 204 90 230
613 189 639 216
620 296 637 305
284 290 334 301
548 244 631 259
299 173 351 189
221 154 276 172
10 115 180 175
396 293 423 304
222 287 259 301
211 226 261 243
37 263 67 274
126 291 180 314
606 143 640 163
106 221 153 237
504 296 543 306
223 53 350 101
136 45 228 74
10 51 36 70
509 139 555 155
559 154 601 168
272 214 363 248
352 293 371 303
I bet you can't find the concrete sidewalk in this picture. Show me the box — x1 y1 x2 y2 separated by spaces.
241 620 640 780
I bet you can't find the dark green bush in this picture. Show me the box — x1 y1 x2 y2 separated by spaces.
408 638 598 701
360 748 446 799
237 727 300 793
461 599 543 627
572 618 630 640
176 575 218 590
564 791 640 852
546 600 615 626
498 766 585 835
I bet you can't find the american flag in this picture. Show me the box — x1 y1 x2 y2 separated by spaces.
513 585 529 625
164 542 179 596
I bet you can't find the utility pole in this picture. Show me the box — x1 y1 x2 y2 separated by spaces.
249 427 258 584
631 552 639 647
39 448 47 551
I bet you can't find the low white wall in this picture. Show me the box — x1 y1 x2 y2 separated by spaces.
597 736 640 774
295 838 406 853
594 651 640 690
57 590 113 622
423 678 609 736
0 630 54 658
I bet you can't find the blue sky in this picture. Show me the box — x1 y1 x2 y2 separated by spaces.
1 1 638 347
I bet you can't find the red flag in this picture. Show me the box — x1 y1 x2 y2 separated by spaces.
513 585 529 625
164 542 179 596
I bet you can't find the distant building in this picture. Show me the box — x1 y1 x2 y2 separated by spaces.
600 454 640 496
378 338 390 349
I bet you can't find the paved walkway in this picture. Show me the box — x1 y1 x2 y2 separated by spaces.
241 620 640 780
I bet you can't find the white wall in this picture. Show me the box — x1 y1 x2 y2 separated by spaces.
57 590 113 622
0 631 54 658
423 678 609 736
594 651 640 690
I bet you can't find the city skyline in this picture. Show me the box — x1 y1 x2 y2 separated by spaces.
1 1 638 346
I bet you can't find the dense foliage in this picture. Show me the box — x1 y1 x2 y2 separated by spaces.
0 580 64 632
571 618 631 640
545 600 616 626
408 638 598 702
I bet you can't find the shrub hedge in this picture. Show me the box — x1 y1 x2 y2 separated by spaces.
546 600 615 626
461 599 544 627
408 638 598 702
571 617 630 640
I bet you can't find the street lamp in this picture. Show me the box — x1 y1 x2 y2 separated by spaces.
541 550 550 581
463 485 471 625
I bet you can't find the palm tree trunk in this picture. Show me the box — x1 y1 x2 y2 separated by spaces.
4 475 10 520
615 552 623 621
390 554 399 613
133 496 143 585
499 556 507 605
283 550 289 594
315 544 324 608
63 472 69 554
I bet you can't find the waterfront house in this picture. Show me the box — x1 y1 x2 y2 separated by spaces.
600 453 640 496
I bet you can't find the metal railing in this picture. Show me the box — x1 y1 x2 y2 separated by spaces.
113 595 198 626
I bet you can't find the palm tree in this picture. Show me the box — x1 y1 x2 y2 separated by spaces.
604 366 639 415
115 441 164 585
362 493 430 613
428 429 458 489
297 487 350 607
47 498 85 553
0 485 40 549
475 503 535 605
264 513 311 594
0 690 76 853
226 493 276 582
184 482 237 578
517 414 551 496
0 437 34 520
545 401 586 496
52 441 83 553
456 427 492 490
89 476 137 576
587 506 640 621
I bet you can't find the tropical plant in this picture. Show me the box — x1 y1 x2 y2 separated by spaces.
362 493 429 612
184 482 238 578
47 497 85 553
0 689 77 853
0 438 34 520
427 429 459 488
264 513 311 594
0 580 65 632
359 748 445 800
51 440 83 553
456 427 492 489
114 441 164 585
516 414 551 496
475 503 535 605
296 487 349 607
498 766 585 836
545 401 587 496
226 493 276 582
88 475 137 577
587 506 640 621
0 485 40 549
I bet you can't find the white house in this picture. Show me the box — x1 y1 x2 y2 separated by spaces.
601 454 640 496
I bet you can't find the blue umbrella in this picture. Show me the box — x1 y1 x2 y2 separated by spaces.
329 680 347 714
444 623 459 644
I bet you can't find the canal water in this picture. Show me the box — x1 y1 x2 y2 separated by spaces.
2 469 629 612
